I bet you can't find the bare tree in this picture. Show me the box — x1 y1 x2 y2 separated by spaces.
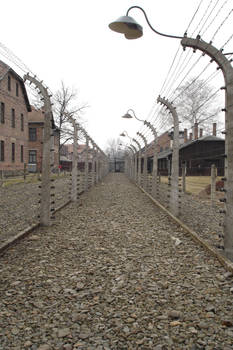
175 78 221 133
105 138 123 159
53 81 89 152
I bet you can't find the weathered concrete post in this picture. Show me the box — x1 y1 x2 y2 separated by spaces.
144 121 158 198
84 134 89 191
124 152 130 176
211 164 217 205
132 138 142 186
181 36 233 260
24 74 52 226
91 143 96 186
130 144 137 181
157 96 179 217
137 132 148 190
127 147 134 179
71 121 78 202
96 149 100 183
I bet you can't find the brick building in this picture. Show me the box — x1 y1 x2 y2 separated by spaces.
28 107 60 172
0 60 31 174
60 143 93 171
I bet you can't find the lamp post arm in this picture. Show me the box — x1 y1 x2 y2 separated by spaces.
126 6 183 40
127 108 145 122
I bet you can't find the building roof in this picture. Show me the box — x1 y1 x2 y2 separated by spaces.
154 135 224 160
28 106 57 129
180 135 224 150
0 59 31 112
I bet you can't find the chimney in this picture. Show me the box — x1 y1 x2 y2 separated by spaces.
184 128 188 143
189 132 193 141
213 122 217 136
194 122 198 140
199 128 203 138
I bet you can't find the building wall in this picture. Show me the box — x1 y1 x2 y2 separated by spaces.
0 69 29 172
28 122 44 172
28 108 60 172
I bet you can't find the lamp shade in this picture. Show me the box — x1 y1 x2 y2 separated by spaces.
109 16 143 39
122 113 133 119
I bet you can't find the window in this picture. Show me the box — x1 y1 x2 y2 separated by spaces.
16 82 19 96
0 141 4 161
21 114 24 131
20 145 24 162
29 127 37 141
29 150 37 164
0 102 5 123
8 76 11 91
12 143 15 162
11 109 15 128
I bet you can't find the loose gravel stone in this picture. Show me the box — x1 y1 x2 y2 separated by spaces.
0 173 232 349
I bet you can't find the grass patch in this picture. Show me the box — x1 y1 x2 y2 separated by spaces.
160 176 221 195
1 172 69 188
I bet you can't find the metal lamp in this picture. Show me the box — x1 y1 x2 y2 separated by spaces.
109 6 182 40
109 15 143 39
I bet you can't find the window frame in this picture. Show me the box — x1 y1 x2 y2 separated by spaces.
29 150 37 164
8 75 11 91
0 102 5 124
0 141 4 161
11 108 15 128
11 143 15 162
29 127 37 141
20 145 24 163
16 82 19 96
20 114 24 131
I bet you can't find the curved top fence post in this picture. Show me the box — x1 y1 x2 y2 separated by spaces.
24 74 53 226
181 36 233 261
157 95 179 217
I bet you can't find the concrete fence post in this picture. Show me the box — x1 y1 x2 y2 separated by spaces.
144 121 158 198
91 145 96 186
181 36 233 260
71 122 78 202
157 96 179 217
84 135 89 191
24 74 52 226
137 132 148 190
133 138 142 186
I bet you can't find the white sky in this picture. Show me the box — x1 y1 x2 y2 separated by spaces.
0 0 232 150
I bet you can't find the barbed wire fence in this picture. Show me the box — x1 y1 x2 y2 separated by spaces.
122 0 233 258
0 42 109 250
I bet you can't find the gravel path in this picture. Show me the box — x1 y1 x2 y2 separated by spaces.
148 180 224 253
0 173 232 349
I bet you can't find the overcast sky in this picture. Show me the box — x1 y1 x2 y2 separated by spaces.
0 0 232 150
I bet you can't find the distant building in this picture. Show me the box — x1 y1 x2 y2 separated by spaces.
0 59 31 174
60 143 93 171
156 123 225 176
28 107 59 172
